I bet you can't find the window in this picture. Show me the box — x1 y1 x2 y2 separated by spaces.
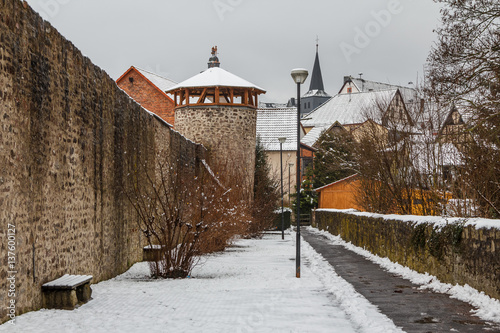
347 87 352 93
302 157 313 173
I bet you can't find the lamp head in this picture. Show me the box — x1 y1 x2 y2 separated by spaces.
291 68 309 84
278 137 287 144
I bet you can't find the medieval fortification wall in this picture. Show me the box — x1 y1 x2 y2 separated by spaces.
0 0 204 322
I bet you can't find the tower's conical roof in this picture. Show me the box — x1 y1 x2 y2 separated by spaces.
309 50 325 92
303 44 331 99
166 67 265 92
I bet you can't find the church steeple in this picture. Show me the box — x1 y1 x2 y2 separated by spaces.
300 38 331 116
309 39 325 92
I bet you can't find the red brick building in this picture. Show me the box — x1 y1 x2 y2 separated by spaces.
116 66 177 126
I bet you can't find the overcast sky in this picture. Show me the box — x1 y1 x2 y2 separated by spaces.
25 0 442 103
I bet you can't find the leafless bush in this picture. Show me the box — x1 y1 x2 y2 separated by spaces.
124 150 205 278
196 159 253 253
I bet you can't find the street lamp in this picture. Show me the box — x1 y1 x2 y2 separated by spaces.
288 162 294 206
291 68 308 278
278 137 287 240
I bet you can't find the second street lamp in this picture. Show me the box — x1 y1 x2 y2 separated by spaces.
278 137 287 240
288 162 294 207
290 68 308 279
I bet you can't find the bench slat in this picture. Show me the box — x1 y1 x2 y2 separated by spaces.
42 274 93 290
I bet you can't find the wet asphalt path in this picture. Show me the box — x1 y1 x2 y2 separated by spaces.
301 229 500 333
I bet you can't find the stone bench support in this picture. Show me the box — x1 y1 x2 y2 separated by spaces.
42 274 93 309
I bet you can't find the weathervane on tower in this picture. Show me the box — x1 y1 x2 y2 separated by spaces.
208 46 220 68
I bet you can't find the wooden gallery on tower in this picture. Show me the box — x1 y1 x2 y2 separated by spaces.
118 47 266 202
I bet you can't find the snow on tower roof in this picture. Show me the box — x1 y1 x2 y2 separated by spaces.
166 67 265 92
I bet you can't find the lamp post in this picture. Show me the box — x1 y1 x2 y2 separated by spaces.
278 137 287 240
290 68 308 278
288 162 294 207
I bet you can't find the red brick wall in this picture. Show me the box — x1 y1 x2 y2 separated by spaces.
117 69 175 126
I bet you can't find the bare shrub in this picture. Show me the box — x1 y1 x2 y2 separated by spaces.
124 150 205 278
196 159 252 253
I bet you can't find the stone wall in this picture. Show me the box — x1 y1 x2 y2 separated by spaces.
314 210 500 300
0 0 204 323
175 105 256 201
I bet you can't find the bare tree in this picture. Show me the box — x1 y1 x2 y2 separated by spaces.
427 0 500 217
355 94 451 215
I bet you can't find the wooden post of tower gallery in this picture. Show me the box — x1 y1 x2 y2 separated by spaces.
290 68 308 278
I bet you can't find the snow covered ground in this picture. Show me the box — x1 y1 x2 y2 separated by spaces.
1 231 403 333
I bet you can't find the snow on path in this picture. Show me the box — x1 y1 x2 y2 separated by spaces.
2 231 402 333
307 226 500 324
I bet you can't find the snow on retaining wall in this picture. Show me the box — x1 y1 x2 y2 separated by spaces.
316 209 500 230
314 209 500 300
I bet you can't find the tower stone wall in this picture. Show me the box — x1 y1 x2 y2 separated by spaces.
175 106 257 201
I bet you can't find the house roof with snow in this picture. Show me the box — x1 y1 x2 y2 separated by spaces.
135 67 178 92
313 174 360 192
256 107 302 151
340 77 421 115
302 89 398 129
341 77 417 100
117 66 178 93
301 125 329 147
166 67 265 93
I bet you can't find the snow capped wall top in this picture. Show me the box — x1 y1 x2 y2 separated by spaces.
316 208 500 230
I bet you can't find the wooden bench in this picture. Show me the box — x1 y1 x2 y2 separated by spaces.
143 245 164 261
42 274 93 309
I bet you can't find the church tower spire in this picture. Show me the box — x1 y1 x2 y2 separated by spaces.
309 39 325 92
301 38 331 116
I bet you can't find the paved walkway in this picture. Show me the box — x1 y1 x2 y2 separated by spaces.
301 228 500 333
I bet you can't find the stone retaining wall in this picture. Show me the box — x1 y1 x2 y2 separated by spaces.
314 209 500 300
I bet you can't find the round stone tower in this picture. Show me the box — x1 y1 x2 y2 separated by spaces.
167 48 266 202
